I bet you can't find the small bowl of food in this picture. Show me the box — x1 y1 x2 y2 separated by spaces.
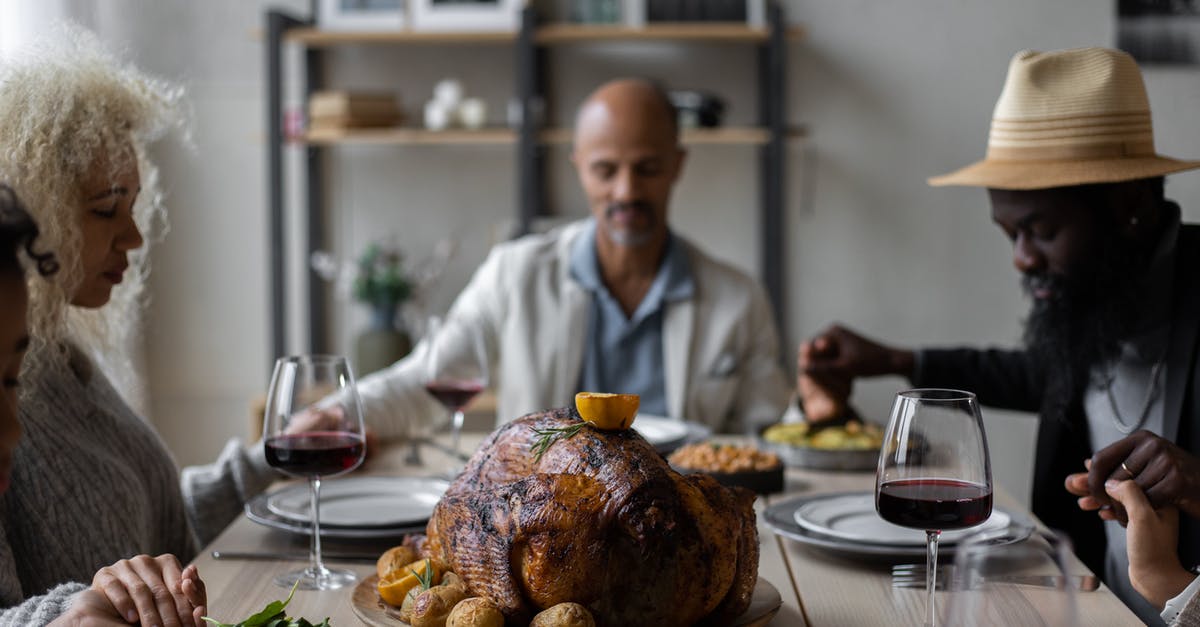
668 442 785 494
758 420 885 471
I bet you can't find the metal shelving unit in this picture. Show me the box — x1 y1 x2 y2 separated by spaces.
265 3 796 363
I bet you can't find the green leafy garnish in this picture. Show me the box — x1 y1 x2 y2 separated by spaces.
412 558 436 592
201 582 332 627
530 421 592 461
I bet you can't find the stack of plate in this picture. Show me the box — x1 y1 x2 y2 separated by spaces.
245 476 449 540
764 491 1035 560
634 414 711 453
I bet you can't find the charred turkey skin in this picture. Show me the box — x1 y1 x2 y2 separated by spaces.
424 407 759 626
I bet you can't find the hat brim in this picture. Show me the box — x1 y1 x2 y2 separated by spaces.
927 155 1200 190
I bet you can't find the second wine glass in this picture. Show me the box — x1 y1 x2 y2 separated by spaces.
876 388 993 627
422 316 489 463
262 354 366 590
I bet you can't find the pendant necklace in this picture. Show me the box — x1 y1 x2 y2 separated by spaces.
1102 358 1166 435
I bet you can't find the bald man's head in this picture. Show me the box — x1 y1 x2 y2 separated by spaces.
573 79 678 147
571 79 686 250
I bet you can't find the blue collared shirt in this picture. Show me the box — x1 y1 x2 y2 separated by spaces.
570 219 694 416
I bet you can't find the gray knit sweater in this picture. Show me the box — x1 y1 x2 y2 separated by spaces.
0 348 278 626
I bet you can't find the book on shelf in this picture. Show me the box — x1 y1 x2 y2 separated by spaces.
308 91 402 128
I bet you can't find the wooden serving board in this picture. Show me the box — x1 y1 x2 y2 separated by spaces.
351 574 781 627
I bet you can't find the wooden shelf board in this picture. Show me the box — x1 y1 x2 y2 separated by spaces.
284 28 516 46
300 127 517 145
535 22 805 44
297 126 805 147
284 23 803 46
541 126 805 145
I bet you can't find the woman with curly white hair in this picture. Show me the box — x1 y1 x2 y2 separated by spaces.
0 27 277 627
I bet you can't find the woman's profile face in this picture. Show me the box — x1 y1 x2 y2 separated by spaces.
0 268 28 495
72 154 142 308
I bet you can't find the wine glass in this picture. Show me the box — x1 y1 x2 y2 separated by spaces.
262 354 366 590
422 316 489 464
943 530 1080 626
875 388 993 627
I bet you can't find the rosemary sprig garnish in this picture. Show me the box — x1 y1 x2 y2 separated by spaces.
531 421 593 461
412 558 436 592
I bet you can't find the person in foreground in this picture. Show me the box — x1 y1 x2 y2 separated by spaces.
0 27 276 626
796 47 1200 624
0 187 206 626
355 78 790 437
1104 477 1200 626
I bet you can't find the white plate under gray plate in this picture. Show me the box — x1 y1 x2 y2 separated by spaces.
265 476 448 528
634 414 691 450
793 491 1011 547
245 495 428 541
764 492 1035 561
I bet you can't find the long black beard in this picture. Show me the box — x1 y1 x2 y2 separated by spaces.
1022 238 1148 422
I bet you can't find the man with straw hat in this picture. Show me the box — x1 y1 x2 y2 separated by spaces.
797 47 1200 623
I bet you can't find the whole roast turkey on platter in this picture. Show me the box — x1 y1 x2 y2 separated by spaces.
423 407 759 627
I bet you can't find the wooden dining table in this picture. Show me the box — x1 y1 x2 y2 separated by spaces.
193 432 1140 626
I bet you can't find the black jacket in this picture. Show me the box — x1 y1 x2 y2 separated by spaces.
913 223 1200 578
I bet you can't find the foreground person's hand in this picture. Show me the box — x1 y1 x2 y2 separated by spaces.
48 589 128 626
1066 459 1128 524
92 555 207 627
1104 479 1193 609
1086 430 1200 520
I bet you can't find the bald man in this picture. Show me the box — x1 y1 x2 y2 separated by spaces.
355 79 791 438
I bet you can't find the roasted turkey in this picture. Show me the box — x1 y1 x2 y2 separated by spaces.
424 407 759 627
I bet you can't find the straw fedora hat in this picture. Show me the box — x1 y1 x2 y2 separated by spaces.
928 47 1200 190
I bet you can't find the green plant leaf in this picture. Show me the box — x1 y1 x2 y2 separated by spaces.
202 581 309 627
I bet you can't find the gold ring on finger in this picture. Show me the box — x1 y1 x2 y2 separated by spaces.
1121 461 1134 477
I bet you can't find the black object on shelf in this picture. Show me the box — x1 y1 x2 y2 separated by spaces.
669 89 727 128
648 0 747 22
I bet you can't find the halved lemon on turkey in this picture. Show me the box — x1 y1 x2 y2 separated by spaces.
575 392 639 430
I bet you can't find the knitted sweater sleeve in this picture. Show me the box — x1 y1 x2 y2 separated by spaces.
0 582 87 626
179 437 281 547
1175 589 1200 627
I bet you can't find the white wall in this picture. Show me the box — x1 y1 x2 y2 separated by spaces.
71 1 1200 505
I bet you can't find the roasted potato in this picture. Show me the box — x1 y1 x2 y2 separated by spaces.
445 597 504 627
398 586 421 623
376 545 418 579
529 602 596 627
410 585 469 627
441 571 467 592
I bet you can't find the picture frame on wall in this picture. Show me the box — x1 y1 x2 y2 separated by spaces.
410 0 522 32
317 0 407 32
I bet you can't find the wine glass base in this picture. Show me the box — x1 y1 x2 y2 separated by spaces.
273 565 358 590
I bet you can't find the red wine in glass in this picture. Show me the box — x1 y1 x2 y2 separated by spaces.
875 388 992 627
265 431 365 477
424 380 484 411
262 354 366 591
876 478 993 530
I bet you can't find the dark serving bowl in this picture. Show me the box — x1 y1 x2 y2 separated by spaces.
674 463 785 495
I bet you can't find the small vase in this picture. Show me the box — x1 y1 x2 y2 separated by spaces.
354 303 413 376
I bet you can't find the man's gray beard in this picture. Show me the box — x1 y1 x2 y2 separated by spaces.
603 223 656 248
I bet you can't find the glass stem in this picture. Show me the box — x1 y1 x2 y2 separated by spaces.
451 409 465 454
309 476 325 579
925 529 940 627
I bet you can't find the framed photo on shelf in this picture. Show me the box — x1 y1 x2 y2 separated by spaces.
410 0 522 32
317 0 407 32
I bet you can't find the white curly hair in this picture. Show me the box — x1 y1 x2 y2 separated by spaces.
0 25 188 411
